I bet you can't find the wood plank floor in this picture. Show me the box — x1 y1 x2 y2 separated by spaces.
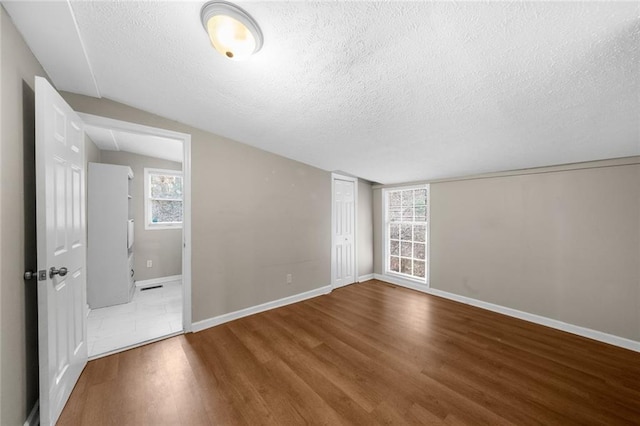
58 280 640 425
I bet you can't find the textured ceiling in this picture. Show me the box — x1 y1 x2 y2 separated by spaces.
4 1 639 184
85 125 183 163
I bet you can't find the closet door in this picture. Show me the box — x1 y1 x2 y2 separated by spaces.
333 176 356 288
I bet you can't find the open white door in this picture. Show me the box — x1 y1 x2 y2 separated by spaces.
332 174 357 288
35 76 87 426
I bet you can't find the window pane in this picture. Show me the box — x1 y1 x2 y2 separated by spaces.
401 190 413 206
390 240 399 256
414 261 425 278
151 174 183 199
401 224 412 241
414 243 425 260
389 191 401 207
415 205 426 219
414 189 427 206
414 225 426 243
151 200 183 223
389 209 401 222
390 256 400 272
400 242 412 257
401 258 412 275
402 207 413 221
390 224 400 239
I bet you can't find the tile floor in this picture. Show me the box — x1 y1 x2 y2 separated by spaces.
87 280 183 358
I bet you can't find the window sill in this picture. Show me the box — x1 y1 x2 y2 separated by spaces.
145 224 183 231
383 271 428 287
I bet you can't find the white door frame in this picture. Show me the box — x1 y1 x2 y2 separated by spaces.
77 113 193 332
331 173 358 289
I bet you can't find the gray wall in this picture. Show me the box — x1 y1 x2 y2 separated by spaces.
0 7 47 425
373 188 383 275
0 13 3 423
357 180 373 279
85 134 100 164
85 135 100 260
373 159 640 341
98 150 182 282
60 92 332 323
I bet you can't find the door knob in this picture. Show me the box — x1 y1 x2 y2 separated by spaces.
24 270 36 280
49 267 68 279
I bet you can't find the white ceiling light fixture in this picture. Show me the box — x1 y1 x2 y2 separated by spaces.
200 1 263 60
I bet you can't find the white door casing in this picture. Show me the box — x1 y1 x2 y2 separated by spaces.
36 76 88 426
332 174 357 288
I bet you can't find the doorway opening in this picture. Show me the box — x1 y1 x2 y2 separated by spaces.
79 113 192 358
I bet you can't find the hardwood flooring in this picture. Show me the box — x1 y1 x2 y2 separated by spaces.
58 280 640 425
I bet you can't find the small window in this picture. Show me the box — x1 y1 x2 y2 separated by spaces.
144 168 183 230
384 185 429 282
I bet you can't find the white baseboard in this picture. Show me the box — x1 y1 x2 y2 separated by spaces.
192 285 332 333
24 399 39 426
373 274 640 353
136 274 182 288
358 273 374 282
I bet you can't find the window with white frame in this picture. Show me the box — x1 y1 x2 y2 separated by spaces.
385 186 429 282
144 168 183 229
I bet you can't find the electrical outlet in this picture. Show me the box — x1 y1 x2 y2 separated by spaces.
286 274 292 284
146 260 152 268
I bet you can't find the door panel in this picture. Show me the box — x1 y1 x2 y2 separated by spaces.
71 165 83 245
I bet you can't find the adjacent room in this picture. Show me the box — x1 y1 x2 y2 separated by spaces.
0 1 638 425
83 124 186 357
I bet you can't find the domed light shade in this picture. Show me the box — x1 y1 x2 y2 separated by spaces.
200 1 263 60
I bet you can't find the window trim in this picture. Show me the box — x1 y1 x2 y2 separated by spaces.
382 184 430 286
144 167 184 230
